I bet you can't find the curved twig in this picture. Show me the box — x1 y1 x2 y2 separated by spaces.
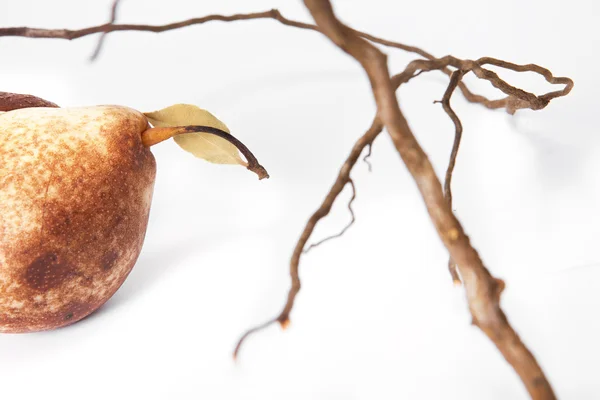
234 118 385 355
303 178 356 253
437 70 466 284
362 143 373 171
301 1 556 398
233 68 431 356
0 8 537 113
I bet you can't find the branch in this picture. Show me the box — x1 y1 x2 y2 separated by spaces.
395 56 572 114
0 8 532 112
234 53 570 382
234 68 433 357
89 0 122 60
303 178 356 253
362 143 373 171
301 1 556 399
436 70 466 284
234 116 384 360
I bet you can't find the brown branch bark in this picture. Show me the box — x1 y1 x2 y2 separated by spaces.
301 1 556 398
303 178 356 253
233 67 448 354
437 70 466 284
233 117 384 359
89 0 122 60
234 46 570 400
0 8 530 112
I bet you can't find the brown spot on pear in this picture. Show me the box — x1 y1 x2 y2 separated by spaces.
0 106 156 333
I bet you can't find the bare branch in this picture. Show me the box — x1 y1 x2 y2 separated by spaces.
234 52 570 387
439 70 466 207
234 117 384 356
362 143 373 171
436 69 466 284
300 1 556 398
398 56 572 114
233 67 428 356
0 8 553 112
89 0 122 61
233 317 278 360
303 178 356 253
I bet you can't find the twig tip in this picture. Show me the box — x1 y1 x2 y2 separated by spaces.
279 318 291 330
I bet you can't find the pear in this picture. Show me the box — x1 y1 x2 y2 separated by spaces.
0 95 267 333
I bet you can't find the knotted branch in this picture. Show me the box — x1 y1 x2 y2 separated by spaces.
299 1 558 398
234 24 571 399
0 8 536 112
233 117 385 359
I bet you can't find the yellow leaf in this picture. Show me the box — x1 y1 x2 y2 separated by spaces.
144 104 245 166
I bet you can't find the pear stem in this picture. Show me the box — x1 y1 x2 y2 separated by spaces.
142 125 269 180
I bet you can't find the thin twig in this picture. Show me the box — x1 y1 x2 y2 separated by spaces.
439 70 466 207
303 178 356 253
233 52 570 392
0 9 537 112
234 54 570 366
233 69 425 356
302 1 556 398
233 317 278 360
399 56 572 114
234 117 384 356
89 0 122 61
437 69 466 284
362 143 373 171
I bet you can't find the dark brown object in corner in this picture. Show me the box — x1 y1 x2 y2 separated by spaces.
0 92 59 111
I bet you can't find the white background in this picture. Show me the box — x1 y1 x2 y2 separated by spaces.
0 0 598 399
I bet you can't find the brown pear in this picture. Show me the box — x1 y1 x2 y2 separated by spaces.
0 93 267 333
0 105 156 332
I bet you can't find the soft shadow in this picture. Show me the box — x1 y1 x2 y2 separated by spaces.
85 234 231 321
508 113 587 189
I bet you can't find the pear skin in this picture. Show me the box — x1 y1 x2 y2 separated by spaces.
0 106 156 332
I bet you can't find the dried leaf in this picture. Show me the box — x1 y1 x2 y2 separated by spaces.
144 104 246 166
